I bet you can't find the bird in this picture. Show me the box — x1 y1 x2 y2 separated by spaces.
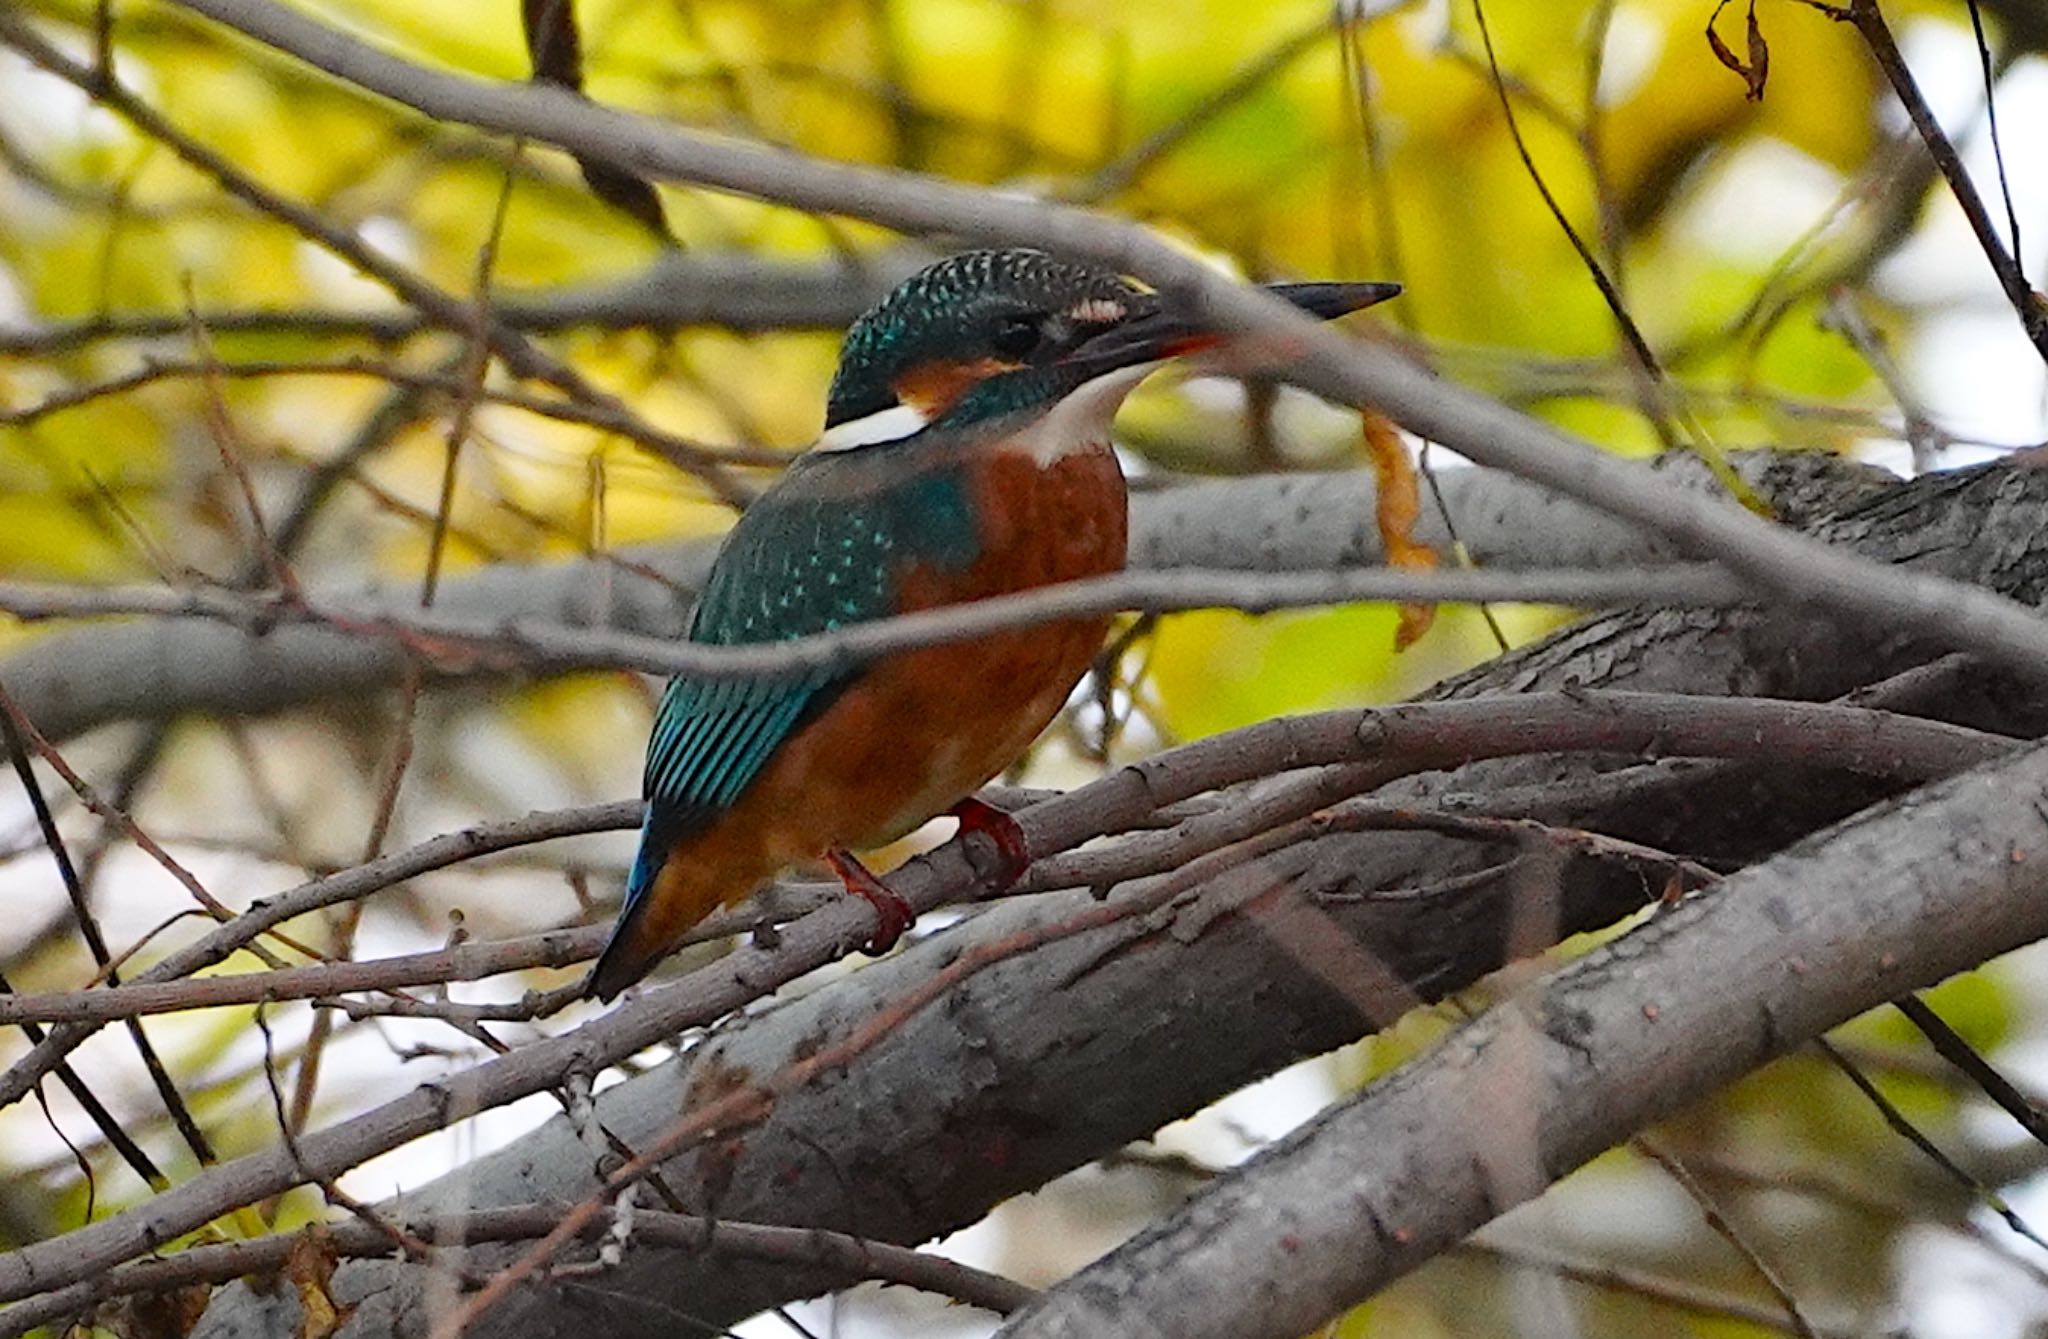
586 247 1400 1000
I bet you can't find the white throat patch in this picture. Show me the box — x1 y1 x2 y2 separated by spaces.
1003 363 1155 467
814 402 931 453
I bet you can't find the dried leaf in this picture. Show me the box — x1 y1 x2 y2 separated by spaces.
1707 0 1770 102
284 1226 348 1339
522 0 584 88
580 163 670 239
1360 410 1438 650
108 1285 211 1339
521 0 670 238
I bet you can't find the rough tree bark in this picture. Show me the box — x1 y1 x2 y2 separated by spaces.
1000 731 2048 1339
138 452 2048 1338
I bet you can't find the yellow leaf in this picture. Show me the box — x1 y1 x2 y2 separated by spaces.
283 1225 349 1339
1361 409 1438 650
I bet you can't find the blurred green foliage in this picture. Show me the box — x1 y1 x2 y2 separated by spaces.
2 1 2043 1336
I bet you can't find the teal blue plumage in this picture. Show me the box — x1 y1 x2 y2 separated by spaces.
617 454 982 926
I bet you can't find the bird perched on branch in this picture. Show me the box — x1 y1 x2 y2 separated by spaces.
587 248 1399 1000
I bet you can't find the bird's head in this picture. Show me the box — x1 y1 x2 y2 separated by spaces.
818 248 1400 452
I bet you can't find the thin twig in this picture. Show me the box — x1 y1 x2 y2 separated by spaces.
0 689 2011 1303
424 148 523 608
0 1204 1034 1336
1894 993 2048 1149
0 10 753 506
1809 0 2048 362
1462 1238 1855 1338
0 699 218 1169
1632 1137 1821 1339
1962 0 2021 280
1469 0 1669 428
1811 1036 2048 1253
0 562 1749 682
135 0 2048 684
0 683 299 968
0 956 165 1193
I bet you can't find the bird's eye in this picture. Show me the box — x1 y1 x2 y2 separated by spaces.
991 313 1045 360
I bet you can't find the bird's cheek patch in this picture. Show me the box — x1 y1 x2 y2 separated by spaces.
894 358 1023 417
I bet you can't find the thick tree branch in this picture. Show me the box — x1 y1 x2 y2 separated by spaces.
3 6 2041 1336
0 451 1884 748
996 736 2048 1339
80 450 2039 1338
0 690 2003 1324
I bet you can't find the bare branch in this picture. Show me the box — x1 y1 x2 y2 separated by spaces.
0 9 751 507
0 355 786 472
0 880 847 1025
1459 1238 1860 1338
0 562 1747 681
0 800 636 1112
0 248 923 356
1817 0 2048 363
0 1204 1033 1335
996 734 2048 1339
42 523 2038 1337
0 690 2007 1314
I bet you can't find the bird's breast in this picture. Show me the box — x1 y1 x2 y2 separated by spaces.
817 440 1125 844
709 438 1129 856
902 437 1127 605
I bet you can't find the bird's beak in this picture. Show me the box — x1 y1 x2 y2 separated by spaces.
1060 279 1402 380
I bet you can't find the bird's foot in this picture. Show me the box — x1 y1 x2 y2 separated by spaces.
825 848 914 956
948 796 1031 890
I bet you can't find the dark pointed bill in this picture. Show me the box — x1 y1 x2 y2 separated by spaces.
1060 279 1402 380
1264 280 1405 321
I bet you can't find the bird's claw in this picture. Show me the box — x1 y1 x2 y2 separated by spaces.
825 848 915 955
948 796 1031 889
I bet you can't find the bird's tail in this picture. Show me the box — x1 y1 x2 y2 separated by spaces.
587 811 741 1001
586 812 678 1002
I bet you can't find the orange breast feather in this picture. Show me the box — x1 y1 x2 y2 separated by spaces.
619 443 1126 959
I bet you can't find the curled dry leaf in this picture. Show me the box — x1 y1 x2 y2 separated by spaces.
283 1226 349 1339
1360 409 1439 650
1707 0 1771 102
520 0 670 237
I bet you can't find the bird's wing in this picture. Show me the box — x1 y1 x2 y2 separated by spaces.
618 457 983 913
639 456 981 831
642 496 887 828
641 669 833 821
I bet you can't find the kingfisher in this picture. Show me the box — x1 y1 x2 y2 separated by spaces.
587 248 1399 1000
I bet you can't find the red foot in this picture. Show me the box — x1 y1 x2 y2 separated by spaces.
825 848 914 956
949 796 1031 890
